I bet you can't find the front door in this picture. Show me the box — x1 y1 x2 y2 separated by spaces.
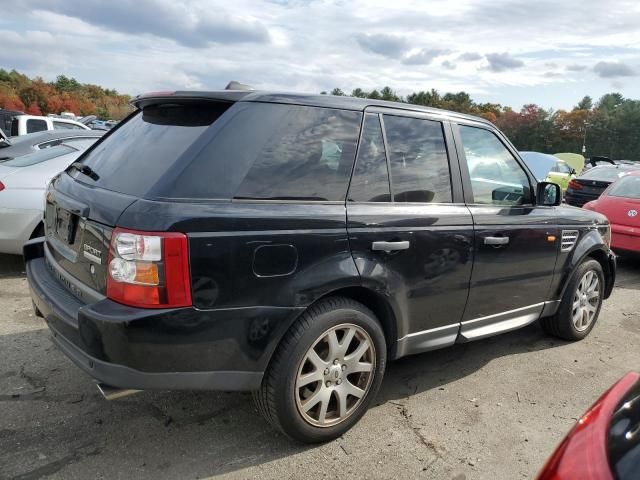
452 122 559 341
346 111 474 357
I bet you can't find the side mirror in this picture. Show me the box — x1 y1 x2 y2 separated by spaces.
570 168 577 175
537 182 561 206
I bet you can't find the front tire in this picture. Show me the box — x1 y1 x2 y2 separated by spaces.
541 259 604 341
253 297 387 443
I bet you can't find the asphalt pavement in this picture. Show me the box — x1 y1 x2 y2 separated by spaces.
0 253 638 479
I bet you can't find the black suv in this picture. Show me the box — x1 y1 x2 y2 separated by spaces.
25 90 616 443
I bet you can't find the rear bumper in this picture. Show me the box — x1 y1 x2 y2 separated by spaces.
25 239 302 391
564 192 598 207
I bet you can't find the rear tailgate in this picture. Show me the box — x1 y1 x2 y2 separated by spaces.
44 173 137 295
598 196 640 228
574 178 610 195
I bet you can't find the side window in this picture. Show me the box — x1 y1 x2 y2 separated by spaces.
459 125 531 205
557 162 572 174
383 115 452 203
26 119 48 133
348 114 390 202
233 105 362 201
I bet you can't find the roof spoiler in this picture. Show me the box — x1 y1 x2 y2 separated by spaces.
225 81 253 91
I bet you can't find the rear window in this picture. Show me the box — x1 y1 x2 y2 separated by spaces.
1 145 74 167
76 102 362 201
581 167 634 182
607 175 640 199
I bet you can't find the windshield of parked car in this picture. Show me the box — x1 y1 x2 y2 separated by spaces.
607 175 640 199
1 145 75 167
580 166 639 182
519 152 556 181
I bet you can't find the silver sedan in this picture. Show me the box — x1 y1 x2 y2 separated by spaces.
0 138 99 254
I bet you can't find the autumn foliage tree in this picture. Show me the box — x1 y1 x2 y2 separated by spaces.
0 69 131 119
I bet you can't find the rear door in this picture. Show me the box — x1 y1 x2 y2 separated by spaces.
452 121 559 341
346 109 473 357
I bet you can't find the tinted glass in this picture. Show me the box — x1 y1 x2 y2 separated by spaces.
232 105 361 201
383 115 451 203
459 126 531 205
53 121 72 130
608 175 640 199
2 145 74 167
26 119 47 134
348 114 390 202
581 166 636 182
78 102 361 201
76 102 230 196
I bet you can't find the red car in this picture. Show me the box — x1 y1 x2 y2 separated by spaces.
537 372 640 480
584 171 640 253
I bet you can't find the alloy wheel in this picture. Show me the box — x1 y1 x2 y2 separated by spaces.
572 270 601 332
295 323 376 427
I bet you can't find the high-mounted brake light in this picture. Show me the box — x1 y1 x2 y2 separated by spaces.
107 228 191 308
138 91 176 99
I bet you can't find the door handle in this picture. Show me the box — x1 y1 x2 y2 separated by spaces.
484 236 510 246
371 241 410 252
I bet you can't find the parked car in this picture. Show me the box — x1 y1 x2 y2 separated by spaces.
10 114 90 136
520 151 576 192
583 156 638 171
536 371 640 480
583 171 640 254
24 90 615 443
0 138 100 254
554 153 585 175
565 164 640 207
0 130 104 161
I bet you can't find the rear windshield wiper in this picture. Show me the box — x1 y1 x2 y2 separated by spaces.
69 162 100 181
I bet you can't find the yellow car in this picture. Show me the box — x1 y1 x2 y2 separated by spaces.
519 151 577 192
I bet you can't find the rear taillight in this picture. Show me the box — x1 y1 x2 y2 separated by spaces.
107 228 191 308
0 181 4 192
568 180 583 190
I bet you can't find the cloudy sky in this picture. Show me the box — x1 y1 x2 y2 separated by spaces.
1 0 639 109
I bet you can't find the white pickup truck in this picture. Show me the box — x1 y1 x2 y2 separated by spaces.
9 114 90 136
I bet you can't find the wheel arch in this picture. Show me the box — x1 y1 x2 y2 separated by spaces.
558 234 615 301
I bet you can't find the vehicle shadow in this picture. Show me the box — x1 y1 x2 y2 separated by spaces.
1 321 565 479
615 254 640 290
0 253 25 279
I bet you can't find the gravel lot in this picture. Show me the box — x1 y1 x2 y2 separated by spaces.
0 252 638 480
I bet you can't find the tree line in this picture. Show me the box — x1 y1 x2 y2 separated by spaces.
0 69 131 120
323 87 640 160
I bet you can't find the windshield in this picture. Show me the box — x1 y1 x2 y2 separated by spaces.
607 175 640 199
1 145 75 167
519 152 557 180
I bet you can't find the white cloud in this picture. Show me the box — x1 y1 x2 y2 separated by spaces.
0 0 639 109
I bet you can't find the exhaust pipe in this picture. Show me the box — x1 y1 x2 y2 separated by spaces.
96 383 142 401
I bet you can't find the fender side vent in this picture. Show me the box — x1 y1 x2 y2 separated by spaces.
561 230 579 252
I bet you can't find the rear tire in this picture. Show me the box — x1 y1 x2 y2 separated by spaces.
253 297 387 443
541 259 604 341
